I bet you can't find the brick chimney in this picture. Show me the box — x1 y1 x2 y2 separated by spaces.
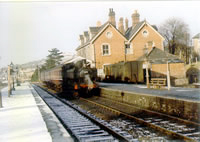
125 17 129 31
96 21 101 27
108 8 116 27
118 17 124 35
131 10 140 28
83 31 89 42
79 35 84 46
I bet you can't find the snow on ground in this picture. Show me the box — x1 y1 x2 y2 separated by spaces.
0 83 52 142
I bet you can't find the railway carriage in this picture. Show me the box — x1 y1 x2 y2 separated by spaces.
40 65 63 92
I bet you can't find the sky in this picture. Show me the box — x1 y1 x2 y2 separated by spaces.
0 1 200 68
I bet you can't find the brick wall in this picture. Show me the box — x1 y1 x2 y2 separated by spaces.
126 24 164 61
151 63 187 85
93 25 126 69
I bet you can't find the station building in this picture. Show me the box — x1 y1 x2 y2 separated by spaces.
192 33 200 53
76 9 187 85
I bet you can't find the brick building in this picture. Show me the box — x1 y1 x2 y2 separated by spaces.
76 9 187 85
192 33 200 53
138 47 187 85
76 9 164 77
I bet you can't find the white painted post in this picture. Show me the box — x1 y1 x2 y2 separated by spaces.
167 60 171 90
196 57 198 64
146 61 150 88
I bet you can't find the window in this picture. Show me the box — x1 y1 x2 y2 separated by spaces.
125 44 131 54
146 41 155 48
147 41 153 47
106 31 113 39
102 44 110 55
142 29 149 37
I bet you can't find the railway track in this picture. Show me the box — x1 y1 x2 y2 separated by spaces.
76 97 200 142
34 83 200 141
32 84 133 142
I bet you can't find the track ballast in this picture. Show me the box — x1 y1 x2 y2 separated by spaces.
32 84 132 142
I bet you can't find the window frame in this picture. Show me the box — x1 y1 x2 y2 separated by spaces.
101 43 111 56
125 43 133 54
142 29 149 37
106 31 113 39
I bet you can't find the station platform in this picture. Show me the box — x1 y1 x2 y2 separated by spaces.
99 82 200 102
98 82 200 122
0 83 73 142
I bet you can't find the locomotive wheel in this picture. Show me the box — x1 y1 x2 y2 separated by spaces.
73 91 80 99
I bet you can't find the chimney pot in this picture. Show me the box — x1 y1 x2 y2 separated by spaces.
131 10 140 28
108 8 116 27
118 17 125 35
96 21 101 27
79 35 84 45
125 18 129 31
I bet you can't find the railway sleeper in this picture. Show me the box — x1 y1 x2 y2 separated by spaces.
70 126 100 130
81 98 198 142
73 130 106 135
77 132 110 138
83 136 115 142
73 128 102 133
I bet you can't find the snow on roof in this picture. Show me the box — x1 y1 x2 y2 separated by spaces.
63 55 92 65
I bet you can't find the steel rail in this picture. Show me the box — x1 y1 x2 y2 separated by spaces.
80 97 198 142
96 96 200 127
34 84 131 142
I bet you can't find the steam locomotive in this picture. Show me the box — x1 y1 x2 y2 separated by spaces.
40 57 99 98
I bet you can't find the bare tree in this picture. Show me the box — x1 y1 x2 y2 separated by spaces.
159 18 190 55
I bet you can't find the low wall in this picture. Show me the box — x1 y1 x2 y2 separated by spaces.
100 88 200 122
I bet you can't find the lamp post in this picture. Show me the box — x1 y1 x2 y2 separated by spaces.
8 65 11 97
10 62 15 91
143 46 150 88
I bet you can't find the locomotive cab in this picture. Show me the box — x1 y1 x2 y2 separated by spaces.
78 67 99 97
62 58 99 98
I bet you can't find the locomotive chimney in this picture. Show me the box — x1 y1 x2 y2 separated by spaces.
108 8 116 27
118 17 125 35
131 10 140 28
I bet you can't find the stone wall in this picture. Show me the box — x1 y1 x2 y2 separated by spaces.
100 88 200 122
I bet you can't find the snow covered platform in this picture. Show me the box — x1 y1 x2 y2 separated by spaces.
0 83 73 142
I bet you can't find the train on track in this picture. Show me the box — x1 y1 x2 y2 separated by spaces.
40 57 99 98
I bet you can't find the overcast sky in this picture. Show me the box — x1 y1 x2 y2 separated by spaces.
0 1 200 68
